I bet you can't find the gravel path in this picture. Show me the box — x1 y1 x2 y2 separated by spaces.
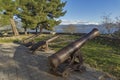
0 43 116 80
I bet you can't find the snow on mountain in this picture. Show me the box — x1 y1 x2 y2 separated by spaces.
60 20 100 25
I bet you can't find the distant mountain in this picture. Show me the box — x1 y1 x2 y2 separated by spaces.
60 20 100 25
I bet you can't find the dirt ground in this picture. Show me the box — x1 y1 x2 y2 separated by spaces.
0 43 116 80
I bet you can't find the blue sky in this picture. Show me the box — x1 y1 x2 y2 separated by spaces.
61 0 120 23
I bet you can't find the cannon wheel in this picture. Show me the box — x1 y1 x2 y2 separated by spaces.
62 68 71 78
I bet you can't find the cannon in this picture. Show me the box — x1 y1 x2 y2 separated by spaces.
48 28 100 77
23 40 35 48
21 33 41 48
30 35 59 53
22 33 41 44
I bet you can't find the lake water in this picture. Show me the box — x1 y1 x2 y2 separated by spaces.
54 24 119 34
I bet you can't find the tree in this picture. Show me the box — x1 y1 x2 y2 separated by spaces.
62 24 77 33
102 14 114 35
42 0 67 31
0 0 19 36
115 16 120 28
113 16 120 38
0 0 66 35
18 0 67 34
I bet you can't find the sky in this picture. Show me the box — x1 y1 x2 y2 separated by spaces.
60 0 120 24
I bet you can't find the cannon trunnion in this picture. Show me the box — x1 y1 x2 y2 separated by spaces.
48 28 100 77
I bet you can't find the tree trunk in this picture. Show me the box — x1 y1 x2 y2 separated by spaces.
40 26 43 33
36 27 38 34
24 27 27 35
10 18 19 36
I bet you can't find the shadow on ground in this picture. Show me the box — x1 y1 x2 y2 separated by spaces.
0 43 116 80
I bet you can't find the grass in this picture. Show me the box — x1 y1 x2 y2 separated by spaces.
48 35 120 79
0 35 31 43
0 34 120 79
82 41 120 78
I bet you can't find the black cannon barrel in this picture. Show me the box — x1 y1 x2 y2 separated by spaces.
30 35 59 52
48 28 100 69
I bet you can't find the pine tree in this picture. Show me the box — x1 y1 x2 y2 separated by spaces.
18 0 41 34
0 0 19 36
18 0 67 33
38 0 67 32
0 0 67 34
